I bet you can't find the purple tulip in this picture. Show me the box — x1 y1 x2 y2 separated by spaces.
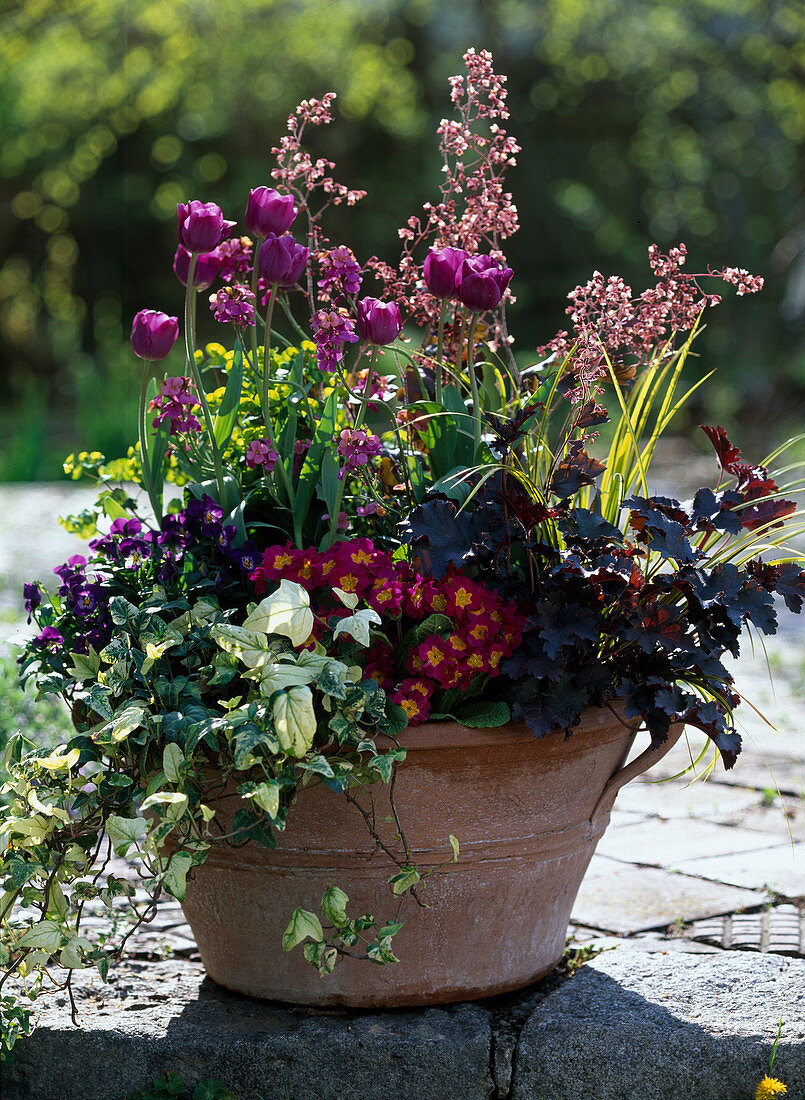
177 200 235 254
257 234 310 288
356 297 403 346
455 255 513 312
246 187 298 238
130 309 179 361
423 247 468 299
173 245 223 291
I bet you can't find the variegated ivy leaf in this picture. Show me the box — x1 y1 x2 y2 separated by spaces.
244 579 314 647
108 704 148 743
67 648 101 682
59 934 93 970
106 814 148 856
211 623 276 668
241 779 281 818
162 743 185 784
140 791 189 822
331 607 382 647
332 587 359 610
16 920 63 953
26 789 70 823
273 685 317 757
259 662 318 697
191 597 219 624
35 746 80 771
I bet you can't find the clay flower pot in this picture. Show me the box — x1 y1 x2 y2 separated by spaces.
181 707 681 1007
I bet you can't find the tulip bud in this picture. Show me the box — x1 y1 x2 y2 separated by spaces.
177 200 235 254
246 187 298 238
257 234 310 288
355 297 403 346
455 255 513 312
173 245 223 291
423 247 468 299
130 310 179 361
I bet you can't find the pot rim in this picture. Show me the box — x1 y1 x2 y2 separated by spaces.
396 700 630 750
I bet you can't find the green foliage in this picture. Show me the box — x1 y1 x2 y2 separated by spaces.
0 652 73 803
1 0 803 477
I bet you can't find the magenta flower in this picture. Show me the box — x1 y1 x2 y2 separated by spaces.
130 309 179 361
423 247 468 299
210 284 256 328
318 245 363 298
245 438 280 471
173 245 223 291
455 255 513 311
246 187 298 238
336 427 383 479
310 307 359 372
257 234 310 288
149 376 202 435
34 626 63 649
216 236 254 283
356 297 403 345
177 200 235 254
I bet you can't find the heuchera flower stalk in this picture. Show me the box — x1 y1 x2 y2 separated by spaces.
355 298 403 345
246 187 298 238
130 310 179 361
177 200 235 254
455 255 513 311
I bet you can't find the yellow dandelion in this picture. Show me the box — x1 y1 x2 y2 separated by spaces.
755 1076 787 1099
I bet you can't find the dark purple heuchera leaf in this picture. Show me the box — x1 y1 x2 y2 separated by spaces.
533 601 602 659
688 487 743 536
486 403 543 455
625 602 685 653
398 494 497 579
510 675 591 739
559 509 623 544
549 441 606 499
625 496 699 564
701 424 796 531
748 560 805 613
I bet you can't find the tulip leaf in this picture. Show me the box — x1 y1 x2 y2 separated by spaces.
294 389 337 531
213 336 244 449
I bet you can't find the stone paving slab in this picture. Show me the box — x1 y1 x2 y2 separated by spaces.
614 777 765 822
7 949 804 1100
738 800 805 841
511 950 805 1100
595 818 786 866
4 959 494 1100
671 842 804 898
571 864 766 934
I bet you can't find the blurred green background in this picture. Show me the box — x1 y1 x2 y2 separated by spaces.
1 0 804 480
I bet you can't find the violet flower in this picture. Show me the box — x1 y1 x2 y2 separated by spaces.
246 187 298 238
310 308 359 372
173 245 223 290
356 297 403 346
455 255 513 311
257 234 310 289
215 236 253 283
210 284 256 328
177 200 235 254
423 247 468 298
336 428 383 479
245 438 279 471
130 310 179 361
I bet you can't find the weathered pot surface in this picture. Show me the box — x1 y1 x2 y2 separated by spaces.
180 707 681 1007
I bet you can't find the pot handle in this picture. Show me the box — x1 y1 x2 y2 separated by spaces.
592 723 684 824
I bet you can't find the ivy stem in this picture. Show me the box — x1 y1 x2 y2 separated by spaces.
435 299 448 405
466 311 482 454
184 254 227 507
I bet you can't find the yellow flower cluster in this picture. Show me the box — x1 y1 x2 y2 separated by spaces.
756 1076 787 1099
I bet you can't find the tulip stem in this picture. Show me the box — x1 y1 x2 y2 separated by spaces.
261 286 278 422
249 236 263 372
435 300 447 405
184 254 228 509
466 312 482 454
353 346 377 431
259 285 295 512
137 360 162 525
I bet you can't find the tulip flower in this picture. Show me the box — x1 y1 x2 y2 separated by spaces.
130 310 179 361
177 200 235 254
423 247 468 299
257 234 310 288
173 245 223 291
455 255 513 311
355 297 403 346
246 187 298 238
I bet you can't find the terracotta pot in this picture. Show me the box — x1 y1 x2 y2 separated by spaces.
180 707 681 1007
